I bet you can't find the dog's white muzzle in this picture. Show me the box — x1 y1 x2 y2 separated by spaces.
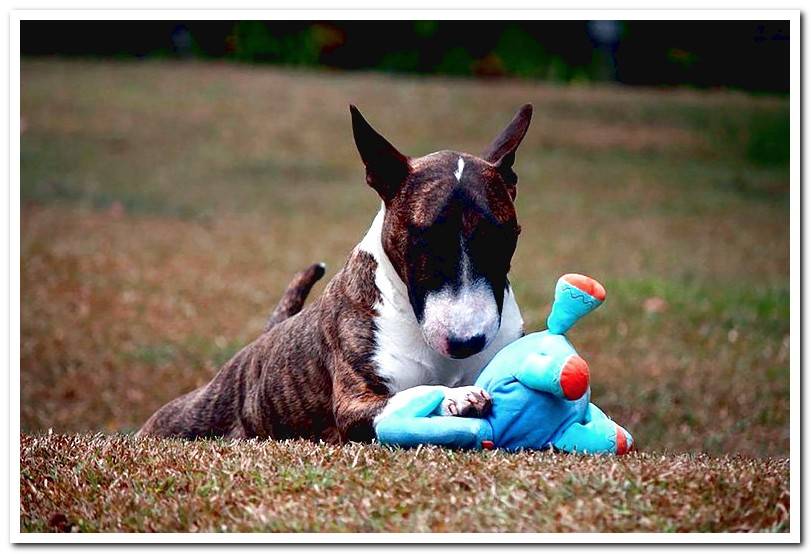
420 280 500 359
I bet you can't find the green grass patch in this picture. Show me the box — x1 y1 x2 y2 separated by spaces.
20 434 790 533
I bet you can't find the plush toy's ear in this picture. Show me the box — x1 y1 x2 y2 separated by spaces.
350 105 410 203
482 104 533 189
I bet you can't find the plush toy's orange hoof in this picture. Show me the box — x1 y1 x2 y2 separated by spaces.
560 355 590 400
615 426 629 455
481 440 495 450
562 273 606 301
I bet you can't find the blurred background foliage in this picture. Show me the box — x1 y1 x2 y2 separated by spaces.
22 20 789 93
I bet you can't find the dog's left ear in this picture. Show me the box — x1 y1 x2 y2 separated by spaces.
482 104 533 186
350 105 410 202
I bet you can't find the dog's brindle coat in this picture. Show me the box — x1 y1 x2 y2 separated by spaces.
138 104 533 442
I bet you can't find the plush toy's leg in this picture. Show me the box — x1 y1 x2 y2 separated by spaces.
552 403 633 455
514 351 590 400
374 388 494 450
547 274 606 335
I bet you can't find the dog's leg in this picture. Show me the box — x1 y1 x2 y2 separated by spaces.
332 362 391 442
332 367 492 442
438 385 492 417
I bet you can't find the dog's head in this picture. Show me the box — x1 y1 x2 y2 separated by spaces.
351 104 532 359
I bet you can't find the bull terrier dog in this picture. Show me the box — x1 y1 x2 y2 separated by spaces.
138 103 533 443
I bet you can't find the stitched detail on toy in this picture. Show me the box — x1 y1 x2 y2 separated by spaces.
562 274 606 301
562 285 600 308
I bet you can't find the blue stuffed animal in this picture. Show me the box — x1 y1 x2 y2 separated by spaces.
375 274 633 455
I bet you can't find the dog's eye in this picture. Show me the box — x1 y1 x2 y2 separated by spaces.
411 224 457 252
410 231 429 249
477 222 519 245
470 224 518 273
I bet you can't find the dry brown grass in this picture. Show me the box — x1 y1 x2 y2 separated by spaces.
20 59 790 532
21 434 789 533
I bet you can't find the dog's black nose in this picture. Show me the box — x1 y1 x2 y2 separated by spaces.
446 334 487 359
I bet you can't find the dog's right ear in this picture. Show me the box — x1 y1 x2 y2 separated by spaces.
350 105 409 202
482 104 533 188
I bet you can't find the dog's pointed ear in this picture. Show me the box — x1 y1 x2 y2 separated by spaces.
482 104 533 182
350 105 409 202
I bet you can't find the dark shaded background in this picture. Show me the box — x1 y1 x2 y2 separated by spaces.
22 20 789 93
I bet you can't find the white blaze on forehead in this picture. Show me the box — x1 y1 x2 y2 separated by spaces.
454 157 465 182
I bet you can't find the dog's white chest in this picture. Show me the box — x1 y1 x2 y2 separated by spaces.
371 287 523 393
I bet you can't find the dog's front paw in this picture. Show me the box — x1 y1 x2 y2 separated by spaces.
440 386 492 418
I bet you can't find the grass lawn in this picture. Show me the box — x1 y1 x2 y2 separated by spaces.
20 59 790 533
21 435 788 533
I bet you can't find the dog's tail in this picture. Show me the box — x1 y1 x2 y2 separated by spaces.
264 262 327 332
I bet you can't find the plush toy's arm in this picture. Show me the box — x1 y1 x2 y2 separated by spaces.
512 348 590 400
552 403 633 455
374 389 494 450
